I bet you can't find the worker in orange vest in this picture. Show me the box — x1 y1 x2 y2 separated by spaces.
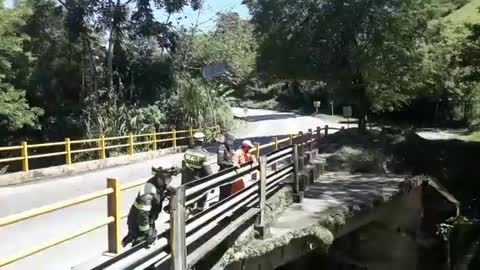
231 140 257 194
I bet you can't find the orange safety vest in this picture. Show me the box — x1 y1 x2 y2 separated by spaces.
231 149 256 194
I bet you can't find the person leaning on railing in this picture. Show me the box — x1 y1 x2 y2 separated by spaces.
230 140 256 195
122 166 181 248
216 132 238 201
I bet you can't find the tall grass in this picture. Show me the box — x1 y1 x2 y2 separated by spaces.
174 73 234 130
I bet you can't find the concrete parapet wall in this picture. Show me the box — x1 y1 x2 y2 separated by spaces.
216 172 426 270
0 146 187 187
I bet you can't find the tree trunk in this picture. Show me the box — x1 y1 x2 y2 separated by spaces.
356 85 369 131
129 69 134 100
107 27 115 91
85 38 98 95
81 50 85 101
358 106 367 131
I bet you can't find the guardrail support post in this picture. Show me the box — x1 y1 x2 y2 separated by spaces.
293 145 303 203
272 137 279 171
100 135 106 160
289 134 293 145
21 142 29 172
189 127 193 146
107 178 122 254
65 138 72 165
173 129 177 148
255 142 260 159
308 128 313 151
171 186 187 270
316 126 321 149
325 125 329 136
152 131 158 151
128 133 134 155
298 131 304 157
255 156 269 239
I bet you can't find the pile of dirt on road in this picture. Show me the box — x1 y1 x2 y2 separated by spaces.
324 128 480 214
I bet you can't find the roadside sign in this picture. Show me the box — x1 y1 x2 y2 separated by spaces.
343 106 352 129
202 63 227 79
343 106 352 118
329 100 334 115
314 101 321 114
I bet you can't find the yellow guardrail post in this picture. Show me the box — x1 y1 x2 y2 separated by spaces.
107 177 122 254
21 142 29 172
255 142 260 158
172 129 177 148
189 127 193 146
65 138 72 165
100 135 106 160
128 133 134 155
272 137 279 171
152 131 158 151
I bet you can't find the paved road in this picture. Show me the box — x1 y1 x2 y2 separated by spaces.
0 108 346 270
416 128 467 140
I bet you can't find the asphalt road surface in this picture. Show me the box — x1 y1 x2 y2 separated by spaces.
0 108 347 270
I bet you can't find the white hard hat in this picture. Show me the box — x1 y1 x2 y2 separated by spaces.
193 132 205 142
242 140 254 148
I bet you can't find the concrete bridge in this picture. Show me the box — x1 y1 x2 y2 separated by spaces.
0 108 449 270
0 108 346 270
212 171 423 270
74 136 437 270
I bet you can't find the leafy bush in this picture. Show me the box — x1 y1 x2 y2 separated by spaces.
326 146 389 173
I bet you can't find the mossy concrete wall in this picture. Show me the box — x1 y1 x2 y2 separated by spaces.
212 175 426 270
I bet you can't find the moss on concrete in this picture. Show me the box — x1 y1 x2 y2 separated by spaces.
219 224 334 267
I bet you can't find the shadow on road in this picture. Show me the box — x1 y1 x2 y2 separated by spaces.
238 113 299 122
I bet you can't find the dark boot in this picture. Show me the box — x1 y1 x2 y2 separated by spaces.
121 233 132 247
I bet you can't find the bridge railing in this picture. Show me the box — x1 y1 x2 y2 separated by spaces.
0 126 220 173
0 125 340 269
91 125 337 270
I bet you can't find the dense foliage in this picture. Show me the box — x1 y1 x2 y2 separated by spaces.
245 0 480 129
0 0 237 148
2 0 480 145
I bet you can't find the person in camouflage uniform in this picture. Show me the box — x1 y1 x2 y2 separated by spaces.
122 166 181 247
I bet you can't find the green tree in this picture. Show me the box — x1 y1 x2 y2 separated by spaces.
195 13 257 88
246 0 436 129
0 0 43 135
17 0 86 139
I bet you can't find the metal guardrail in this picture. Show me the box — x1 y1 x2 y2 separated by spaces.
0 126 220 173
0 125 336 268
90 125 334 270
